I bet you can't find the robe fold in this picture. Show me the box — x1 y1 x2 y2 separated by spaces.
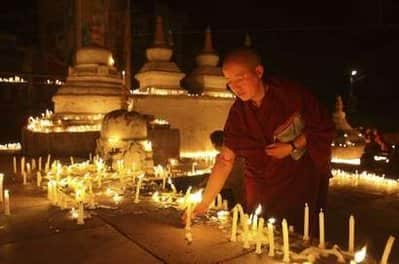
223 77 335 233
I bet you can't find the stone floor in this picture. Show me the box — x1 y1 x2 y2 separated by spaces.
0 153 398 263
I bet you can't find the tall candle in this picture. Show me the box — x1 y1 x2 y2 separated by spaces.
21 156 25 174
282 218 290 262
31 158 36 171
4 190 10 215
22 171 27 185
134 175 143 203
222 199 228 210
230 205 238 241
319 209 326 249
303 203 309 241
26 163 31 175
255 217 264 254
13 156 17 174
252 214 258 232
349 214 355 253
216 193 222 209
380 236 395 264
38 156 42 171
77 201 84 224
185 202 192 231
70 156 74 165
267 219 275 257
0 173 3 202
243 214 250 249
36 171 42 187
46 154 51 171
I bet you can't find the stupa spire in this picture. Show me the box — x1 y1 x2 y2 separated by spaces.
202 26 215 53
153 16 168 48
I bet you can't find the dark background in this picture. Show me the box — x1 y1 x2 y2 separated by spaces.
0 0 398 142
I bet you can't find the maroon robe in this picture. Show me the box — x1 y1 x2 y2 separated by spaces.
223 77 335 234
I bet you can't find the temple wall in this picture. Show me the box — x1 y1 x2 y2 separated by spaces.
130 95 234 155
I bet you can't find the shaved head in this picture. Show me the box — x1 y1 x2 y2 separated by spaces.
222 47 262 70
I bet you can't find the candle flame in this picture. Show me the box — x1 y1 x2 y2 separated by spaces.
112 194 123 204
142 140 152 152
255 204 262 216
152 191 160 202
354 246 367 263
268 217 276 224
189 189 203 203
71 208 79 219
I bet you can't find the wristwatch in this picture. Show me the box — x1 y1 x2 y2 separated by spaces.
289 141 297 152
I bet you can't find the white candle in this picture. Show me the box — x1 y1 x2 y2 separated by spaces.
4 189 10 215
77 201 84 224
349 214 355 253
380 235 395 264
216 193 222 209
89 153 92 162
134 175 143 203
46 154 51 169
31 158 36 171
255 217 264 254
267 219 275 257
243 214 250 249
13 156 17 174
319 209 326 249
22 171 27 185
21 156 25 174
36 171 42 187
222 199 228 210
38 156 42 171
47 181 53 201
282 218 290 262
185 202 192 231
0 173 3 202
70 156 74 165
252 214 258 232
303 203 310 241
26 163 31 175
230 205 238 241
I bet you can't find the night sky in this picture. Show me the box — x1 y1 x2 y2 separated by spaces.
1 0 399 131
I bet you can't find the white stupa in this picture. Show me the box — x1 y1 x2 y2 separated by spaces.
52 46 124 122
186 27 231 97
134 16 185 95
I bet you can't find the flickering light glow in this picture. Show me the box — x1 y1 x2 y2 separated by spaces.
331 157 361 165
0 75 26 83
354 246 367 263
0 142 21 152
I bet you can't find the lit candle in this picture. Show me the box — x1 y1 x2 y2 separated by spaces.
4 189 10 215
282 218 290 262
255 217 264 254
319 209 326 249
36 171 41 187
252 204 262 232
349 214 355 253
0 173 3 202
22 171 27 185
13 156 17 174
185 202 192 231
216 193 222 209
230 205 238 241
26 162 31 175
134 174 143 203
38 156 42 171
31 158 36 171
70 156 74 165
380 235 395 264
267 218 275 257
222 199 228 210
243 214 250 249
46 154 51 172
303 203 310 241
77 201 84 224
21 156 25 174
